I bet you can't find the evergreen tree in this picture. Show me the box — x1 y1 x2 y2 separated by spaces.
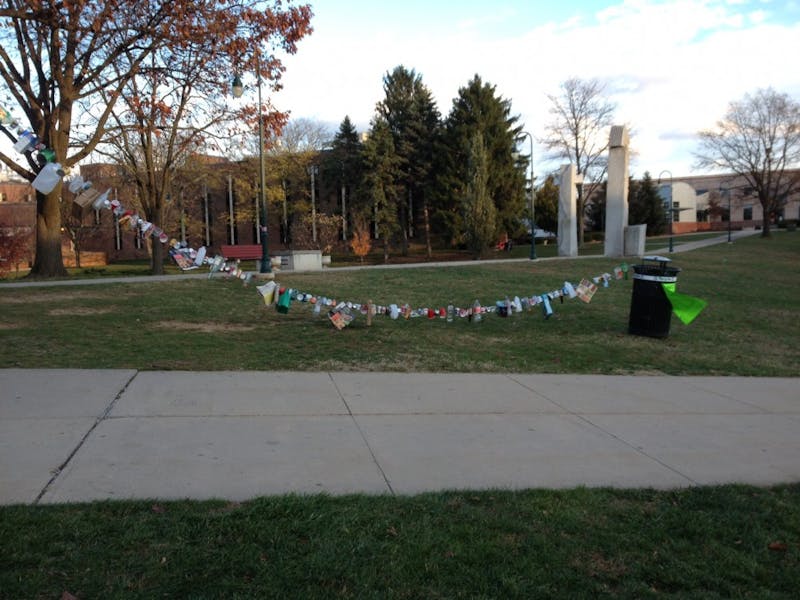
629 172 667 235
534 174 559 236
322 116 365 241
361 118 402 263
462 132 497 257
375 65 440 256
436 75 525 245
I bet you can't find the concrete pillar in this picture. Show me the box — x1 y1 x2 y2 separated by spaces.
605 125 629 257
558 163 579 257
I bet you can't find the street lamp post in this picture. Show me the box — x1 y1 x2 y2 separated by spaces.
721 183 732 243
340 161 347 241
308 164 318 243
520 131 536 260
658 170 674 253
232 52 270 273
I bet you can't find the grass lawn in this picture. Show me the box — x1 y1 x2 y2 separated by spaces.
1 233 798 598
1 233 798 375
1 485 798 598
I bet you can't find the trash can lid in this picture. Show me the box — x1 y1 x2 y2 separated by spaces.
642 255 672 263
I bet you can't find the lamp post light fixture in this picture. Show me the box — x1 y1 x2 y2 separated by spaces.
657 170 674 253
520 130 536 260
232 57 270 273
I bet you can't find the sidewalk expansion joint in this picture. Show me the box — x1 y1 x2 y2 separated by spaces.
328 372 395 495
34 370 140 504
506 374 699 487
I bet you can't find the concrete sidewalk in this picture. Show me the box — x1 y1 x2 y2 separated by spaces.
1 369 798 505
0 230 763 289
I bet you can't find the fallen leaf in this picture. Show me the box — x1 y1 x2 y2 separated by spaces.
62 593 78 600
386 526 398 537
768 541 788 552
151 504 166 514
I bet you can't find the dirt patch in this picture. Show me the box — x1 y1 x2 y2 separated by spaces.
0 292 116 304
155 320 256 333
48 307 112 316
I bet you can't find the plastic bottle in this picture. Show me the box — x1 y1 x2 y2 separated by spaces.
472 299 482 323
446 302 454 323
13 130 39 153
31 162 65 194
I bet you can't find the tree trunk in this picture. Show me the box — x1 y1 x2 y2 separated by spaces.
383 234 389 264
424 203 432 259
760 195 772 238
399 202 408 256
151 238 165 275
28 189 68 278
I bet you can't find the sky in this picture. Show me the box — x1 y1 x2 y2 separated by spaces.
271 0 800 179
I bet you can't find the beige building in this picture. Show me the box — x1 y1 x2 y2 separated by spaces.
665 170 800 232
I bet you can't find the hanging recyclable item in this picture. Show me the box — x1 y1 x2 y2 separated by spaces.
328 302 355 330
575 279 598 304
277 288 293 314
541 295 553 319
13 130 39 153
31 162 65 194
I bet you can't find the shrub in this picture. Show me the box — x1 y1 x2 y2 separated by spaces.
0 226 31 277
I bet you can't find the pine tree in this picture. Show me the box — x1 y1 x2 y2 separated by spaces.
462 132 497 257
361 118 402 263
629 172 667 235
322 116 365 241
436 75 525 245
376 66 440 256
534 174 559 236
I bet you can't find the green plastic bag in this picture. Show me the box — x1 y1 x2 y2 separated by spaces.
662 283 707 325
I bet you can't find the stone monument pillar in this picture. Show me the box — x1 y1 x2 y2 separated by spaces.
604 125 630 257
558 163 579 257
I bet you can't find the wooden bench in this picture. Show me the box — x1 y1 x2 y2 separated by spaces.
220 244 264 260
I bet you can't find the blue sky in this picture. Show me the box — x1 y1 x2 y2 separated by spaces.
273 0 800 178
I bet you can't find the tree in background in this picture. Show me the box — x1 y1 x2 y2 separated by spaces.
322 116 365 244
436 75 525 245
462 132 496 258
349 217 372 263
542 78 617 245
242 118 332 249
376 66 440 256
533 174 559 236
0 0 312 278
629 172 667 235
361 118 402 263
59 197 104 269
0 225 30 277
695 88 800 237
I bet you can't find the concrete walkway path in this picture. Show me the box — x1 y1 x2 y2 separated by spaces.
0 230 763 288
2 369 797 505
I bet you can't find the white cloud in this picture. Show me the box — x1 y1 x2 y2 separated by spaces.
274 0 800 177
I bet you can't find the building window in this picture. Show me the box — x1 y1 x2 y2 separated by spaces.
0 192 6 202
743 205 753 221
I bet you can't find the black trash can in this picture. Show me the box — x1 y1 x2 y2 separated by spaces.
628 256 681 338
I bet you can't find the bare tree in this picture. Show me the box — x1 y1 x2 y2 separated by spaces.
0 0 312 278
695 88 800 237
542 78 616 244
